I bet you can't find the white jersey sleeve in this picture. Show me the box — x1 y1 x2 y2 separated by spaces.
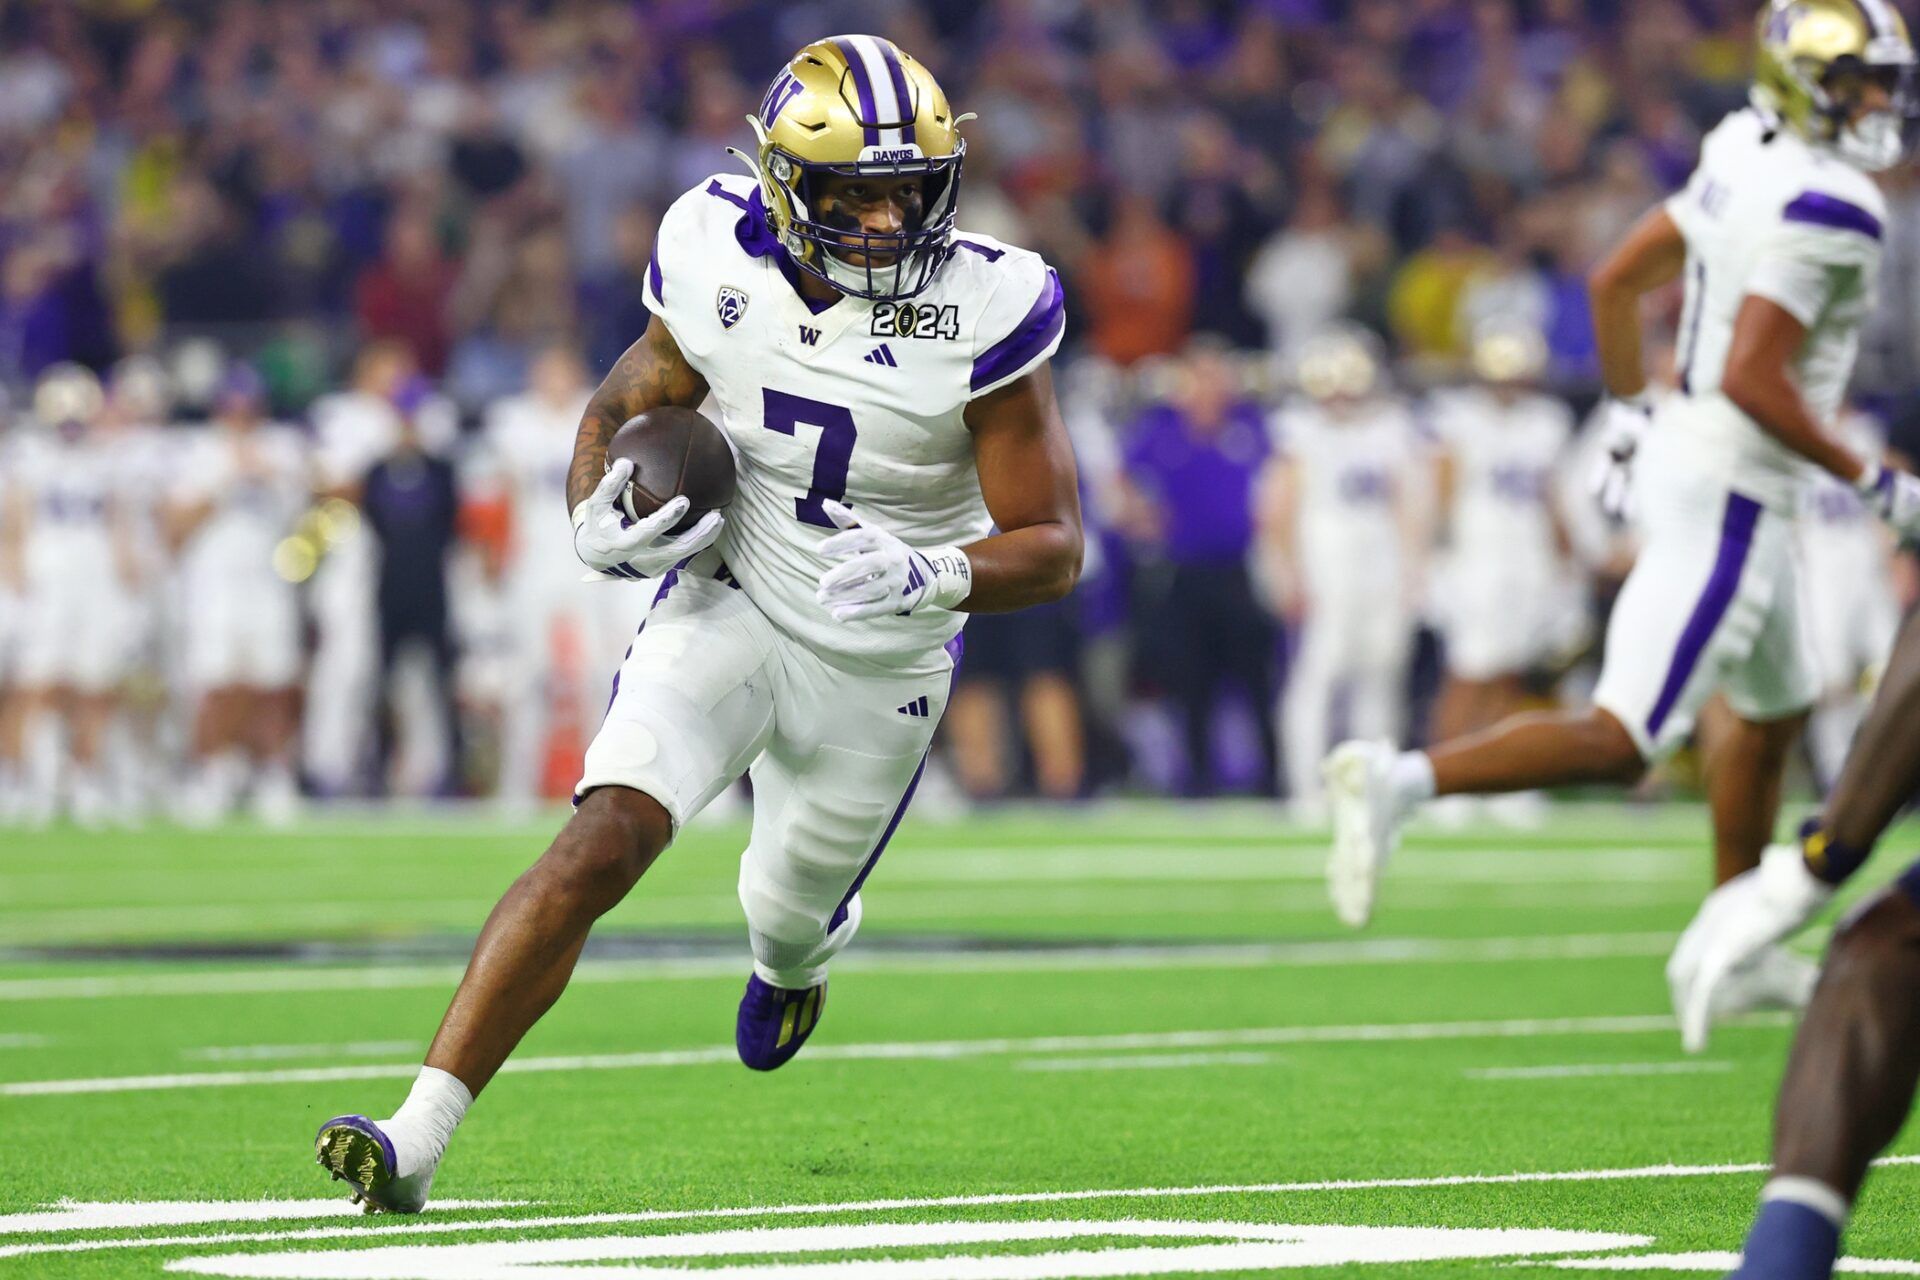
1747 209 1880 327
963 243 1065 398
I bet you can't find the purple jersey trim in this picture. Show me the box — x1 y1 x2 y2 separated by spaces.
1782 191 1883 241
1646 493 1761 738
970 268 1065 392
830 38 882 146
734 187 840 316
707 178 751 211
647 243 664 306
952 239 1005 262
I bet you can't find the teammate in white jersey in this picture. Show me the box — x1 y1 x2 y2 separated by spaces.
164 366 310 824
315 35 1082 1212
1796 406 1901 788
1428 323 1578 743
474 343 633 807
1323 1 1920 1009
1260 325 1423 808
1 366 139 827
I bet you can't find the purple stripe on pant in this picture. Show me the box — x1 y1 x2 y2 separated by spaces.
1645 492 1761 738
1899 858 1920 908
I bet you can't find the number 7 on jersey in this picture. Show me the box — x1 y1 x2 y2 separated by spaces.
763 388 858 529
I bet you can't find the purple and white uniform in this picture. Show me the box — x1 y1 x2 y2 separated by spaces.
1429 386 1575 680
1593 108 1882 758
579 172 1063 987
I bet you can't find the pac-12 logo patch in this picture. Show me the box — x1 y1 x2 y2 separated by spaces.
716 286 749 329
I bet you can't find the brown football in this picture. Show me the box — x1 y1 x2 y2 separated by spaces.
604 407 737 535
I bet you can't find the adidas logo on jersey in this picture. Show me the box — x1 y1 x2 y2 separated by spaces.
863 344 898 367
895 696 931 718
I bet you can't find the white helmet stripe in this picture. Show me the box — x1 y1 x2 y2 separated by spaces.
848 35 906 147
1859 0 1895 41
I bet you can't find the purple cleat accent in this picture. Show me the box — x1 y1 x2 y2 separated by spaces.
736 974 827 1071
314 1114 403 1212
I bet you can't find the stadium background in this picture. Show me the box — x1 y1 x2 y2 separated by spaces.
1 0 1914 824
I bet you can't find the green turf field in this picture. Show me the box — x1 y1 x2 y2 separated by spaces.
3 801 1918 1277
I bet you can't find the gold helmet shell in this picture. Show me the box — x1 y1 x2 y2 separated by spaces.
747 36 969 300
1753 0 1917 169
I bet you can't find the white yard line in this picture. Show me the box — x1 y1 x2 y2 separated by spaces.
1014 1051 1281 1072
2 1158 1916 1262
0 1012 1791 1097
0 1033 48 1049
182 1041 421 1063
0 932 1679 1003
1465 1061 1736 1081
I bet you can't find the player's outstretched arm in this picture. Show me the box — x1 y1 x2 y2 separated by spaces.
566 316 710 513
960 364 1084 613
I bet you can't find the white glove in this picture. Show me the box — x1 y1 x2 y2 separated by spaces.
814 499 971 623
1589 396 1651 523
1666 842 1833 1054
1857 463 1920 541
571 457 724 581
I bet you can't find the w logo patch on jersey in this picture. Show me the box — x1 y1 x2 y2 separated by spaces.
895 696 931 718
716 286 749 329
863 344 898 367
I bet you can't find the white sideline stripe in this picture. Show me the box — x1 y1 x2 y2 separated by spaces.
0 932 1679 1003
1465 1061 1736 1081
182 1041 420 1063
0 1012 1792 1096
0 1034 48 1049
3 1159 1918 1262
1015 1051 1280 1072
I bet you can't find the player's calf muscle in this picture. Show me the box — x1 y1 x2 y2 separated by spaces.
1774 890 1920 1195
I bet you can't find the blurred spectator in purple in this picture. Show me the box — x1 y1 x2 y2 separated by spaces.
1119 342 1278 796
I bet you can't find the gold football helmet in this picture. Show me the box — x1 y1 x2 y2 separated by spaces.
743 35 970 300
1294 323 1387 405
1753 0 1917 170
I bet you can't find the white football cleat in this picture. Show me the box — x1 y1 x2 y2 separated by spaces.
1322 740 1405 929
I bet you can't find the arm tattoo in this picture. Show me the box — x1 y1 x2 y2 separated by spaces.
566 317 710 512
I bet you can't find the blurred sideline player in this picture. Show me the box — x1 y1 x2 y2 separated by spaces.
1796 405 1902 788
1261 324 1422 809
1667 606 1920 1280
1 366 139 827
1428 322 1578 751
304 341 414 796
1322 0 1920 1021
314 35 1081 1212
0 390 21 822
474 342 631 807
164 366 308 824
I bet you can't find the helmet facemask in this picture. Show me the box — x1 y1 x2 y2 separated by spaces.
1823 54 1920 170
747 114 965 302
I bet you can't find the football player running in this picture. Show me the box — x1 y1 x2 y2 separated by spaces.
313 36 1081 1213
1323 0 1920 991
1670 606 1920 1278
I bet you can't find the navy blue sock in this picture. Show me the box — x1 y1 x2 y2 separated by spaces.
1733 1199 1841 1280
1898 856 1920 908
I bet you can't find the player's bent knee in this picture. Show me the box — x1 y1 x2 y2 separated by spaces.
1587 708 1649 784
535 786 675 906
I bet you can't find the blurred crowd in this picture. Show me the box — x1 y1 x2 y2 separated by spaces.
0 0 1916 824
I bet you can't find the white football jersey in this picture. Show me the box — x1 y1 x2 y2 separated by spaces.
11 428 120 585
1271 398 1416 587
1662 108 1884 510
481 389 591 585
645 172 1065 672
169 423 310 592
1429 386 1570 575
